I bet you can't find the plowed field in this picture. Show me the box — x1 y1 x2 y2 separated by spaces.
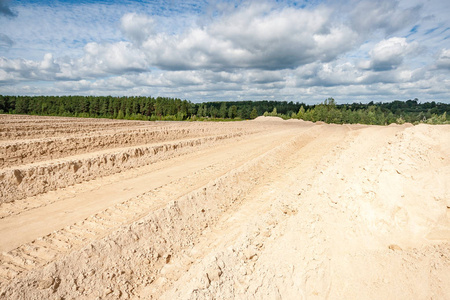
0 114 449 299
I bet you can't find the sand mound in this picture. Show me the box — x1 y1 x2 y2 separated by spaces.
0 114 448 299
253 116 285 122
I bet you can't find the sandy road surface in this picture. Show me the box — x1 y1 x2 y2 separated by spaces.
0 127 305 253
0 115 449 299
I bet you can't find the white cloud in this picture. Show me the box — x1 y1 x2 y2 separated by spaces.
0 41 148 83
0 33 13 49
0 2 127 60
72 42 148 76
139 3 358 71
0 0 16 17
0 0 450 104
0 53 60 82
40 53 60 73
435 48 450 69
359 37 419 71
350 0 421 35
120 13 155 45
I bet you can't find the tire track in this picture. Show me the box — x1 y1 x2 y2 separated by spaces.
0 131 253 204
0 125 261 168
0 127 317 299
0 127 309 286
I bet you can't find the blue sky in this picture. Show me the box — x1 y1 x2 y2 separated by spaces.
1 0 450 103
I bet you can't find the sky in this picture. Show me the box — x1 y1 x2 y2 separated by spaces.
0 0 450 104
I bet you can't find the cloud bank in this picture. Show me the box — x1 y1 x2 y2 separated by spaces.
0 0 16 17
0 0 449 103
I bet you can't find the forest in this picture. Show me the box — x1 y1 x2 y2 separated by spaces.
0 95 448 125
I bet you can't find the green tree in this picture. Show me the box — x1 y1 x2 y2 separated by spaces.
228 105 237 119
271 107 277 116
297 106 305 120
197 105 204 118
15 97 28 114
219 102 227 118
250 107 258 119
210 106 219 118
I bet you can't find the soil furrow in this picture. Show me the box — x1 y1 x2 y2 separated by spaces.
0 126 312 298
0 128 308 285
0 115 448 299
0 132 252 203
0 126 261 168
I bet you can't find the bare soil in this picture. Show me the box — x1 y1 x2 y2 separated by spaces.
0 114 449 299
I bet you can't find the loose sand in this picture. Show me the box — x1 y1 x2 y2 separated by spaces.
0 114 448 299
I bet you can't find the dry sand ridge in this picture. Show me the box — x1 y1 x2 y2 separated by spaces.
0 114 449 299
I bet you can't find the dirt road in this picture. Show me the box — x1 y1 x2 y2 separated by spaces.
0 115 449 299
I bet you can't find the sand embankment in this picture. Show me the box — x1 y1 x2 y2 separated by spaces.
0 114 448 299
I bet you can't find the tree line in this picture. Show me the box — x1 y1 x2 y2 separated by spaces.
289 98 449 125
0 95 448 124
